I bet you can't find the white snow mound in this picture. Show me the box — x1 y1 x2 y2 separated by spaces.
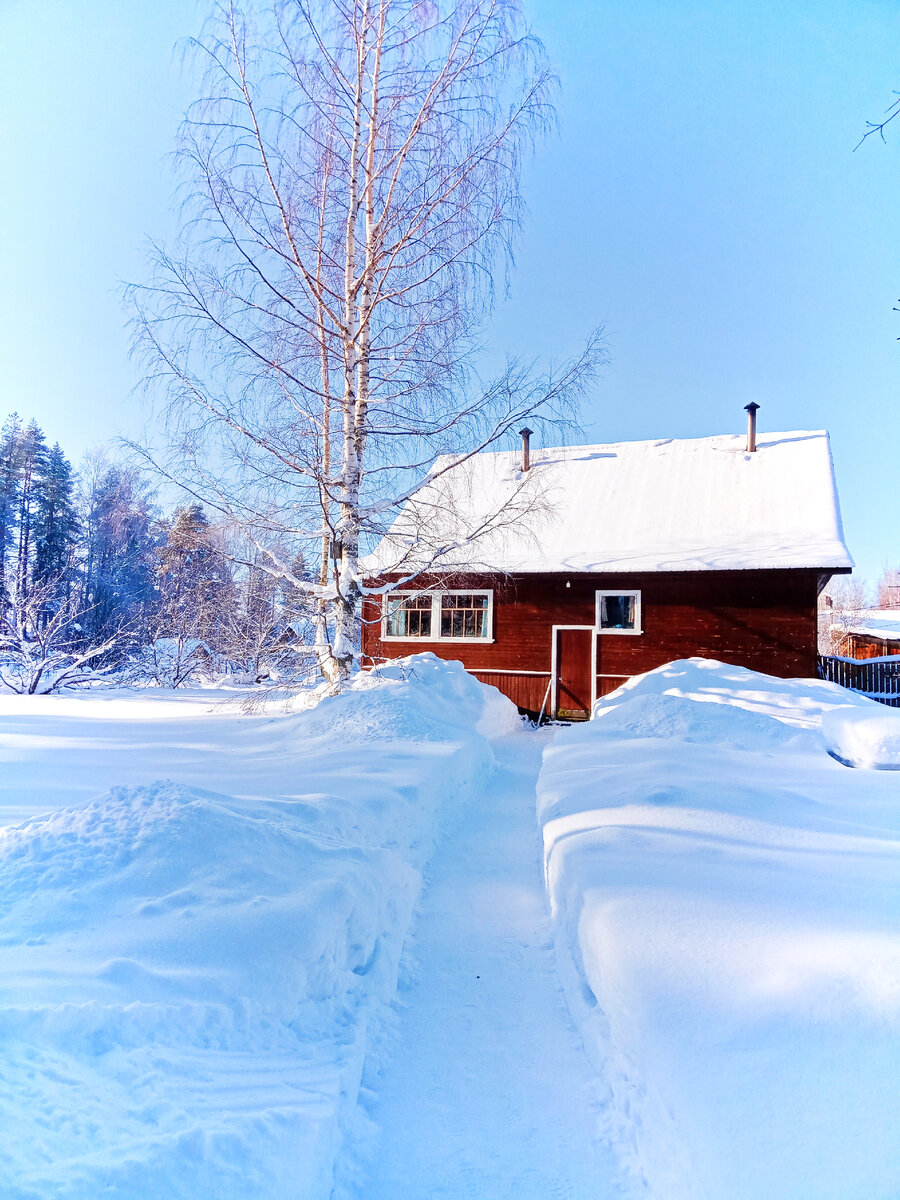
591 690 802 750
297 652 522 744
0 653 519 1200
593 655 869 726
540 657 900 1200
823 704 900 769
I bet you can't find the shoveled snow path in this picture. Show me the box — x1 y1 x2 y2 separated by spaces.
357 730 622 1199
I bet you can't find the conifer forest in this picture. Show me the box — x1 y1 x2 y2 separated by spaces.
0 413 310 693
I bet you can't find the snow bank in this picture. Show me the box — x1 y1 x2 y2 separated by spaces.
0 654 518 1200
295 653 522 748
540 659 900 1200
590 689 803 751
591 654 870 726
823 704 900 769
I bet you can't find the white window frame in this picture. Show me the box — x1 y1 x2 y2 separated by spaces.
595 589 642 635
381 589 495 643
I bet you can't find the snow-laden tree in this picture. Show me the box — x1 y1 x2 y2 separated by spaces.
154 503 236 649
222 568 284 681
78 456 159 646
0 414 24 600
0 578 120 695
0 416 50 603
33 443 79 593
876 566 900 609
820 576 870 655
13 420 49 601
0 424 165 687
131 0 604 686
0 416 79 611
129 635 216 689
220 550 317 683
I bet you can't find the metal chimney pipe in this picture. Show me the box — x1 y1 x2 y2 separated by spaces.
519 426 533 472
744 402 760 453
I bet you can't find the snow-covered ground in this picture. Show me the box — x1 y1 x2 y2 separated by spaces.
357 731 618 1199
0 659 532 1199
3 654 900 1198
540 659 900 1199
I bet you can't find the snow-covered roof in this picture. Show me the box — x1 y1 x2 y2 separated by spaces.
833 608 900 642
364 430 853 575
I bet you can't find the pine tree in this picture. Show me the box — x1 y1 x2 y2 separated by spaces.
33 443 79 593
79 460 158 644
155 504 235 648
13 420 48 602
0 414 25 601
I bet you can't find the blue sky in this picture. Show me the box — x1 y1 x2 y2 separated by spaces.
1 0 898 582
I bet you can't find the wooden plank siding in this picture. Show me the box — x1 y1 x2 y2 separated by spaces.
362 569 822 714
837 633 900 661
465 671 551 713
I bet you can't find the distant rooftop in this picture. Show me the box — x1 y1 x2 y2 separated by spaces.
833 608 900 642
364 430 853 575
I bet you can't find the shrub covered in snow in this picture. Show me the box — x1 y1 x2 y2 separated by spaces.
129 635 218 688
0 583 121 695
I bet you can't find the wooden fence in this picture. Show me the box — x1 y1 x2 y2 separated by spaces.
817 654 900 707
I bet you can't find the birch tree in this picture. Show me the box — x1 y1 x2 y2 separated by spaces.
131 0 603 685
821 576 870 655
876 566 900 609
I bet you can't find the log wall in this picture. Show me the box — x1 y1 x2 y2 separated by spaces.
361 569 822 714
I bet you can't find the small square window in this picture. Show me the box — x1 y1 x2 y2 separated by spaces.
385 593 432 638
596 590 641 634
440 593 489 639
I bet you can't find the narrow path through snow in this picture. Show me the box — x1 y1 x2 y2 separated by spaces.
356 729 622 1199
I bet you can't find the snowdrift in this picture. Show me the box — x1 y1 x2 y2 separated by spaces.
0 655 518 1200
540 659 900 1200
823 703 900 769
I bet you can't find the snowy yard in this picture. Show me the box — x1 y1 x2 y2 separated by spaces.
2 655 899 1198
540 660 900 1199
0 661 526 1198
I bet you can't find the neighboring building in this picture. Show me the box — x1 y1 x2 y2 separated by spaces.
831 609 900 660
361 418 853 718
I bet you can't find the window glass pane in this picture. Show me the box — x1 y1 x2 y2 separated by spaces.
440 593 489 638
386 594 432 637
600 594 635 630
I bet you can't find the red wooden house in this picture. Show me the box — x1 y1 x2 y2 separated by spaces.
361 412 853 718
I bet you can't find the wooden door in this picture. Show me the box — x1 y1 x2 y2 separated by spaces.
554 627 594 719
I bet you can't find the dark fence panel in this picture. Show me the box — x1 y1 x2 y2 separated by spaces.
818 654 900 708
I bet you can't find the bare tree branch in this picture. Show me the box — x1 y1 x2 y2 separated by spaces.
129 0 604 688
855 91 900 151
